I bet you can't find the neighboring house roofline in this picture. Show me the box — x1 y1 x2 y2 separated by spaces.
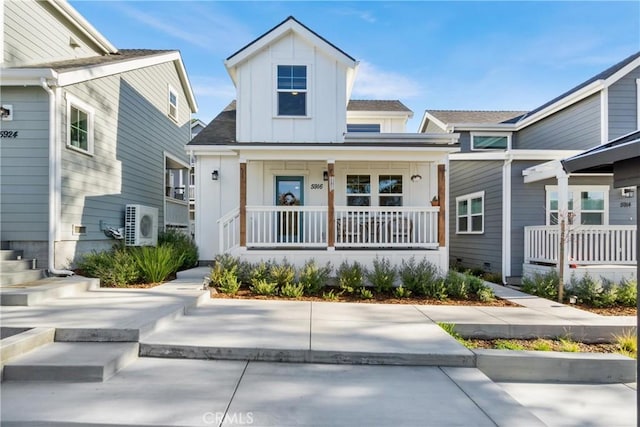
46 0 117 54
452 149 583 162
224 16 358 86
2 51 198 113
191 118 207 129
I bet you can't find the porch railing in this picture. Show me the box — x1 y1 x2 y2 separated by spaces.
218 208 240 253
165 197 189 227
524 225 637 265
246 206 328 247
335 206 439 248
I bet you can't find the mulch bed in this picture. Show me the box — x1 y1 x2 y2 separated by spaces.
573 305 637 316
210 288 519 307
468 338 622 354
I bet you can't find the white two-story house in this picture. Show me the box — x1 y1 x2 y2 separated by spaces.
188 16 460 270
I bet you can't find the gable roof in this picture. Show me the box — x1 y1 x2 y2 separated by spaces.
5 49 198 113
348 100 412 113
562 130 640 175
420 51 640 132
224 16 358 85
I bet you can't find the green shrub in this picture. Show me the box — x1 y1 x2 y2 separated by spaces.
614 330 637 359
366 257 396 293
298 260 331 295
359 287 374 300
269 261 295 287
616 279 637 307
218 266 240 294
444 271 468 299
280 283 305 298
466 274 487 295
250 279 278 296
249 261 272 285
322 289 339 301
476 286 495 302
236 260 254 285
77 247 139 287
570 273 604 307
599 279 618 308
131 245 184 283
337 260 366 294
521 271 559 301
399 257 442 297
211 254 239 287
158 229 198 271
393 286 412 298
558 337 580 352
531 339 553 351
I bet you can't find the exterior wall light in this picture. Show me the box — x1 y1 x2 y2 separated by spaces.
323 171 329 181
211 170 219 181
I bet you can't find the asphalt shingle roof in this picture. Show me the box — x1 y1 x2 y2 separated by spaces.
188 101 236 146
347 100 412 113
22 49 175 71
427 110 527 125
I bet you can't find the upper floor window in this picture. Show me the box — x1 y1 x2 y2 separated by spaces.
168 86 178 122
66 94 94 155
347 123 381 133
378 175 403 206
277 65 307 116
471 133 510 150
456 191 484 234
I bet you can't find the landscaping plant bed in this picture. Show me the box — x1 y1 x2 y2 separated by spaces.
468 338 621 354
574 305 636 317
210 288 519 307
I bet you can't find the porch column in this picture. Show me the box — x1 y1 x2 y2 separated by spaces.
327 160 335 249
239 159 247 248
437 164 446 247
557 171 570 287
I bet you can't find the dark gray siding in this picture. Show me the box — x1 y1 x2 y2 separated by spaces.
515 94 601 150
509 161 548 277
511 170 635 277
457 132 471 152
449 160 503 273
608 66 640 140
60 61 191 245
3 0 103 67
0 86 49 241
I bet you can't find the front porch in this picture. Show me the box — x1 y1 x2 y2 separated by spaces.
524 225 637 281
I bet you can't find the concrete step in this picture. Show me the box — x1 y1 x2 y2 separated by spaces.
0 276 99 306
2 342 139 382
0 250 22 261
0 269 46 287
0 328 56 378
1 259 37 273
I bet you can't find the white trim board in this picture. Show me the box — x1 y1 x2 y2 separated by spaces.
450 150 583 161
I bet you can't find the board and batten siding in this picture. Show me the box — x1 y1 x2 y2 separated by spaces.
608 65 640 140
0 86 50 241
3 0 103 67
448 160 503 274
515 94 601 150
59 61 191 245
235 32 348 143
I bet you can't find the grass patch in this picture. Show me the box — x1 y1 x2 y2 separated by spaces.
437 322 476 349
614 330 637 359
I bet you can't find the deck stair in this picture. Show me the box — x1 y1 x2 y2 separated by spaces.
0 249 46 287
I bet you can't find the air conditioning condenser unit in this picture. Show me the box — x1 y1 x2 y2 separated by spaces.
125 204 158 246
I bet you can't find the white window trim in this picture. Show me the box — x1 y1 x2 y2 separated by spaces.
65 93 95 156
343 173 406 207
168 84 179 122
273 63 312 118
456 191 484 234
378 174 404 206
470 132 512 151
545 185 609 226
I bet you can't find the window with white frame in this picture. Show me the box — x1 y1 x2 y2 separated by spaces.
347 123 381 132
66 95 94 155
346 175 371 206
471 133 510 150
546 185 608 226
456 191 484 233
277 65 307 116
168 86 178 121
378 175 403 206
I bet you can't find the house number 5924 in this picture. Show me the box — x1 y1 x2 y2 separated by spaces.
0 130 18 138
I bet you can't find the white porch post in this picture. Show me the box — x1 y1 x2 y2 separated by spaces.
327 160 335 250
557 171 570 288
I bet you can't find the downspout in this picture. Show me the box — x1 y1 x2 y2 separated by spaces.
501 152 513 285
41 78 74 276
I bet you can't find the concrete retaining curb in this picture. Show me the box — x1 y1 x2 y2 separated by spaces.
454 323 636 343
474 349 637 383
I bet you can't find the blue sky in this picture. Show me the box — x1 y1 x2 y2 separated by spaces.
71 1 639 131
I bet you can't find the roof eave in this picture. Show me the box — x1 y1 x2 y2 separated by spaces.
0 68 59 85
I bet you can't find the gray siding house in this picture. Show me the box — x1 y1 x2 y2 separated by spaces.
1 0 197 275
420 51 639 283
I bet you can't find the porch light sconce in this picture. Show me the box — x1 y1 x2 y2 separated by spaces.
211 170 219 181
410 174 422 182
621 187 634 198
323 171 329 181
